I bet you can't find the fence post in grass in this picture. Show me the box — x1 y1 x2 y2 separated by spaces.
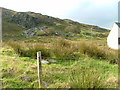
37 51 42 88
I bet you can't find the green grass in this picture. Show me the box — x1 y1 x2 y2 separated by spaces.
1 44 118 88
2 21 27 41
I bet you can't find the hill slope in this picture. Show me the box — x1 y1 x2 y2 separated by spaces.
2 8 109 41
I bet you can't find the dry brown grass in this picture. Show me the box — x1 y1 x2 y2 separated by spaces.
6 38 118 64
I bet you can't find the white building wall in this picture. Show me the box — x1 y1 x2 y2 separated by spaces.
107 23 120 49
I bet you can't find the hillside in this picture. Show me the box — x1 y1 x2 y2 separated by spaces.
2 8 109 41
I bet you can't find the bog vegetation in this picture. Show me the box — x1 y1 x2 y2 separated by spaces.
1 37 118 88
7 37 118 64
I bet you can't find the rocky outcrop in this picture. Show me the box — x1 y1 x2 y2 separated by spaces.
23 26 48 37
9 13 42 28
2 8 58 29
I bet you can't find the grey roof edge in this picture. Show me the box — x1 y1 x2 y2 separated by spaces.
115 22 120 27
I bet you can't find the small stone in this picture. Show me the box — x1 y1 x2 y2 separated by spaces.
21 77 31 81
50 59 57 63
41 60 49 64
12 57 16 59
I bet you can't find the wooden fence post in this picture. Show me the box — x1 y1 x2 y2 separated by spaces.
37 51 42 88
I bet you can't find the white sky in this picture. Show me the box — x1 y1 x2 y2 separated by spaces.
0 0 119 29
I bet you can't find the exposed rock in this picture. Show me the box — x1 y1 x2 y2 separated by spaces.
21 77 31 81
23 26 48 37
41 60 50 64
49 59 57 63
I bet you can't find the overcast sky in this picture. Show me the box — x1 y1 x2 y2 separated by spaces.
0 0 119 29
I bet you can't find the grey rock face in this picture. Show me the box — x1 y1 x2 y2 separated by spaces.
23 26 48 37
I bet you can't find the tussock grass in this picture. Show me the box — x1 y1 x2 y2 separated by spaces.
68 68 106 88
6 38 118 64
7 41 51 59
76 41 118 64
